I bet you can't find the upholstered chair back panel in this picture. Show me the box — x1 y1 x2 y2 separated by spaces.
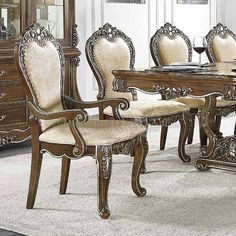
212 35 236 62
159 35 189 65
24 41 66 131
94 38 133 101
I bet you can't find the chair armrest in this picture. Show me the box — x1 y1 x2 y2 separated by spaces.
27 101 88 123
64 95 129 110
64 96 130 119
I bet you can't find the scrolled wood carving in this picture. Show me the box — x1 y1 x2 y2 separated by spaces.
97 146 112 179
0 136 16 147
148 113 181 127
224 85 236 100
153 84 192 100
72 24 79 48
214 137 236 162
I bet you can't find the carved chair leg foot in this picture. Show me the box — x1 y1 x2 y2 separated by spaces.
26 145 43 209
132 138 147 197
141 133 149 174
196 159 211 171
60 157 71 194
178 113 191 162
160 126 168 150
97 146 112 219
187 115 195 145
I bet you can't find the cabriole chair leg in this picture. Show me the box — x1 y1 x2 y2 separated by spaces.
26 143 43 209
178 112 191 162
97 146 112 219
60 157 71 194
160 126 168 150
132 137 147 197
141 132 149 174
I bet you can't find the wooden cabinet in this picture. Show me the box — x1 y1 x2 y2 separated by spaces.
0 0 80 146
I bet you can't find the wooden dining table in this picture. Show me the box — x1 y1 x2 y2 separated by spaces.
112 62 236 172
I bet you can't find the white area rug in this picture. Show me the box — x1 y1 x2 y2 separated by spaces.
0 119 236 236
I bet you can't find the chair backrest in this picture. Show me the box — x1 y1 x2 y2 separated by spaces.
86 23 134 101
14 23 66 131
150 22 192 66
205 23 236 62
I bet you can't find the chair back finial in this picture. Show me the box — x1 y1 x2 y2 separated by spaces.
150 22 192 66
86 23 135 101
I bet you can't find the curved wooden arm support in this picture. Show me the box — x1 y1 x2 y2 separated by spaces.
28 102 87 157
64 96 130 120
27 101 88 123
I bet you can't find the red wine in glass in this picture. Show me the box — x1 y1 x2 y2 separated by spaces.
193 36 207 66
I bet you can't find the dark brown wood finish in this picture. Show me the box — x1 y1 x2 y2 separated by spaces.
113 63 236 171
15 23 147 219
86 23 191 164
0 0 80 147
150 22 236 148
205 23 236 63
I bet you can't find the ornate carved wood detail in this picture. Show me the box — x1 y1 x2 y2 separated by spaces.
17 23 65 107
72 24 79 48
153 84 192 99
224 85 236 100
112 136 140 156
72 57 80 66
112 78 129 93
0 128 31 147
86 23 135 100
206 23 236 63
215 105 236 117
214 137 236 162
97 146 112 179
150 22 192 66
0 136 16 147
147 113 181 127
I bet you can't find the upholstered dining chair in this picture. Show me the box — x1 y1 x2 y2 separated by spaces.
150 22 236 147
14 23 148 219
86 23 191 163
206 23 236 63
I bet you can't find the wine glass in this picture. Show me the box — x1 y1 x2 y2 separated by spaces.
193 36 207 67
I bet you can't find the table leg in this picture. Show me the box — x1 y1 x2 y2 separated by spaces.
196 96 236 171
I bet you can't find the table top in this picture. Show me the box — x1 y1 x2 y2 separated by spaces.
112 62 236 99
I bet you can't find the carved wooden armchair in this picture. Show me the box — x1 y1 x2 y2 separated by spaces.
14 23 147 219
86 23 191 163
150 22 236 146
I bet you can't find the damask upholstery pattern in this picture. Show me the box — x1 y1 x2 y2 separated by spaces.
39 119 146 146
24 41 66 131
212 35 236 62
103 100 189 118
93 38 133 101
159 36 189 65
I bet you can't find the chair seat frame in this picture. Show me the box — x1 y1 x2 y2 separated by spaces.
14 23 147 219
86 23 191 163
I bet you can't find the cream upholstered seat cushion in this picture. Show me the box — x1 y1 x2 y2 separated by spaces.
103 100 189 118
24 41 66 131
213 35 236 62
159 36 189 65
94 37 133 101
39 120 146 146
175 97 205 109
